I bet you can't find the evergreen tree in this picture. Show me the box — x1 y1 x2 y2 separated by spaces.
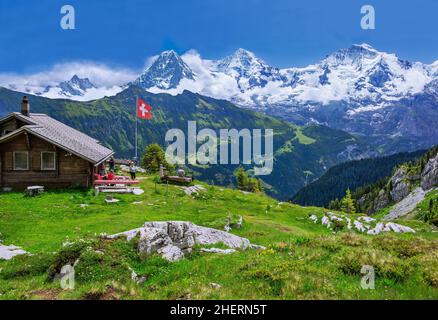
340 189 356 214
234 167 263 193
142 143 173 173
235 167 248 190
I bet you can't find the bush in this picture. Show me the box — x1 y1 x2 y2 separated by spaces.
0 253 54 279
337 248 412 282
373 236 438 258
416 251 438 287
339 232 369 247
47 239 95 279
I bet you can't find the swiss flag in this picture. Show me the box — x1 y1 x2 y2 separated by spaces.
137 97 152 119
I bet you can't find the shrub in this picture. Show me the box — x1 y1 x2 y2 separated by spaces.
373 236 438 258
339 232 369 247
0 253 54 279
416 251 438 287
270 242 295 253
294 236 310 246
47 239 95 279
337 248 412 282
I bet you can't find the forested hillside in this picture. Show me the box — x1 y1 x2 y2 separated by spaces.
291 150 425 207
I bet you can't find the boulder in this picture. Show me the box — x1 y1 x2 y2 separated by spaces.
108 221 260 262
138 227 172 256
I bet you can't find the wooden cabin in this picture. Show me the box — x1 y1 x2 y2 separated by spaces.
0 96 114 190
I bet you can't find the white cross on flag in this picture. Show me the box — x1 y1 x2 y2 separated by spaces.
136 97 153 119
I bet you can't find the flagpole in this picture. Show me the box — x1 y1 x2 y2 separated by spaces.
135 96 138 162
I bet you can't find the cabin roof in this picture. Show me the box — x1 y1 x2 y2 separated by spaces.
0 112 114 165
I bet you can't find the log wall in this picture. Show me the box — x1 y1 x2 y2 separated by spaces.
0 132 92 189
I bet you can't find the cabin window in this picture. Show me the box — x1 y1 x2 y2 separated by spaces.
41 152 56 170
13 151 29 170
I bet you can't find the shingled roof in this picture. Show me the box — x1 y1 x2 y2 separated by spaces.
0 112 114 165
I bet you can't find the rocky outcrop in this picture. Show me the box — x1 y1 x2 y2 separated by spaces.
107 221 264 262
390 167 419 203
374 189 391 211
363 153 437 216
384 187 427 221
382 154 438 220
309 212 415 234
421 155 438 191
358 189 391 214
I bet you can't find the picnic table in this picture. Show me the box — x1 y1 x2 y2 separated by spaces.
93 176 140 195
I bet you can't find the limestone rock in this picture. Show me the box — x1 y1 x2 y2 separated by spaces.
0 244 28 260
200 248 236 254
138 227 172 256
384 187 426 221
390 167 413 203
373 189 390 212
421 155 438 190
108 221 260 262
157 245 184 262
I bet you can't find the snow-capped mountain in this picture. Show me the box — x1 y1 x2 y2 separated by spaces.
24 75 125 101
43 75 96 98
133 50 195 90
133 44 437 109
2 44 437 152
132 44 438 152
212 48 286 92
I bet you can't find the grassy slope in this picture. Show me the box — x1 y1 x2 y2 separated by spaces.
0 177 437 300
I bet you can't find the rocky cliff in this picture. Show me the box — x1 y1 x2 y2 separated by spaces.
357 148 438 215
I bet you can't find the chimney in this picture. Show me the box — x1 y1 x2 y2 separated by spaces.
21 96 30 116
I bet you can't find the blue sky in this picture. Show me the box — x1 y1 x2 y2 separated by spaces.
0 0 437 73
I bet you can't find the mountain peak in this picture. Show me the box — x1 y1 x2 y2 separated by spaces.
216 48 267 72
351 43 377 52
133 50 195 90
233 48 256 58
68 75 95 88
159 50 179 58
42 75 96 97
324 43 380 66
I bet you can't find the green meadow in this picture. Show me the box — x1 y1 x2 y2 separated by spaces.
0 176 437 300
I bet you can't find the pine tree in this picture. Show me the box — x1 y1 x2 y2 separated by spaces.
235 167 248 190
340 189 356 214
